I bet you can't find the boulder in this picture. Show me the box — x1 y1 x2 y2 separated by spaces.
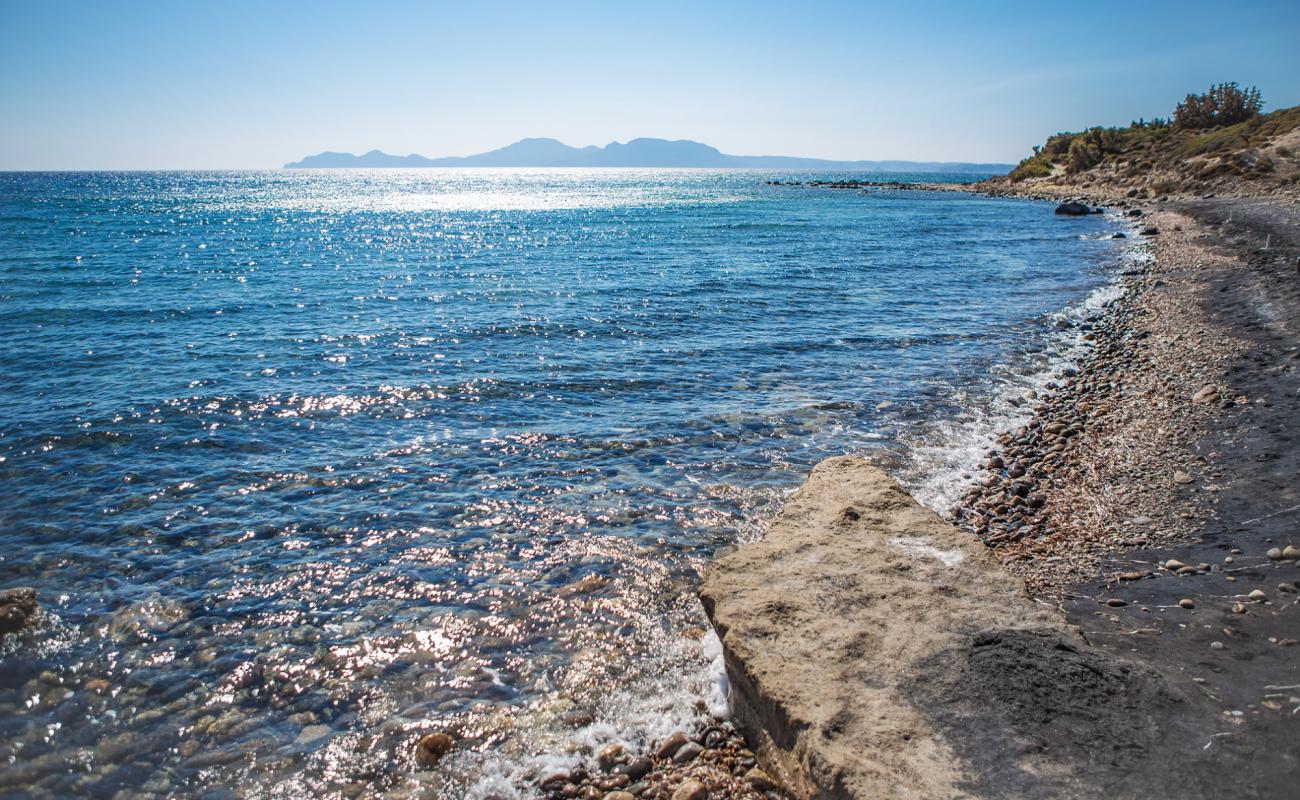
1054 202 1091 216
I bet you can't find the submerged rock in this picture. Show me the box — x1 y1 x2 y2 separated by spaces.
0 587 38 638
415 732 455 768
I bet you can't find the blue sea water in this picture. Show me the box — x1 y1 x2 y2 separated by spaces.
0 170 1122 798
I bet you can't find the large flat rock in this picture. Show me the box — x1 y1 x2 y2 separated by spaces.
700 457 1196 800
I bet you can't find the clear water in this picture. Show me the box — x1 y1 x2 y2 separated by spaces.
0 170 1120 798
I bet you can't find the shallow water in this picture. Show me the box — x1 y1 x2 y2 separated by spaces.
0 170 1120 798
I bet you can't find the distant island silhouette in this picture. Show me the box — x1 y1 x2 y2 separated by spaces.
284 138 1012 173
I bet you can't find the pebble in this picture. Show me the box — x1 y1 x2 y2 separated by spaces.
1164 559 1185 571
415 732 454 768
605 793 636 800
671 780 708 800
597 743 624 771
1178 598 1195 609
1266 548 1283 560
1283 545 1300 560
1279 583 1298 594
622 755 652 781
1210 641 1225 650
672 742 703 764
1232 603 1247 614
1248 589 1268 602
1173 471 1194 484
654 732 689 760
1105 598 1127 607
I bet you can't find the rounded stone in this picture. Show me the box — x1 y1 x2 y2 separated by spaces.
670 780 708 800
1178 598 1195 609
415 732 455 768
1266 547 1283 560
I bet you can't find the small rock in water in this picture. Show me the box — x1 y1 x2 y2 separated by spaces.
1248 589 1268 602
1178 598 1195 609
1232 603 1247 614
415 732 455 768
1164 559 1186 571
1105 598 1127 607
597 743 625 770
671 780 708 800
1278 583 1298 594
0 587 38 638
1266 547 1283 560
1282 545 1300 560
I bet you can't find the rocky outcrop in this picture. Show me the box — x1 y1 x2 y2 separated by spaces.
699 457 1190 800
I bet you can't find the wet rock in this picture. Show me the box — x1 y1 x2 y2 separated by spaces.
622 755 652 781
1248 589 1268 602
1283 545 1300 560
670 780 708 800
415 732 455 768
1105 598 1127 607
1054 202 1090 216
1164 560 1186 571
1266 547 1283 560
1178 599 1195 609
672 742 703 764
654 732 689 760
1278 583 1298 594
561 710 595 728
1209 641 1225 650
605 793 636 800
597 743 625 771
0 587 38 637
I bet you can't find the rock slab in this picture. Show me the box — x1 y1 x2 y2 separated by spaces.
699 457 1188 800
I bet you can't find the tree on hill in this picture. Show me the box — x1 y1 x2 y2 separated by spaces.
1174 83 1263 129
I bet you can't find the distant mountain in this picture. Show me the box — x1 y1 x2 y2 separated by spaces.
284 138 1012 173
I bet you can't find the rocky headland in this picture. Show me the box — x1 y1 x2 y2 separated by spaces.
693 97 1299 799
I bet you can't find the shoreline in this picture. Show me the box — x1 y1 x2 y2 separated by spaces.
695 186 1299 798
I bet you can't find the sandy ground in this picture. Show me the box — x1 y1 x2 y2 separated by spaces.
958 195 1299 797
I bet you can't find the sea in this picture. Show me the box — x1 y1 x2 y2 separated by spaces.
0 169 1125 798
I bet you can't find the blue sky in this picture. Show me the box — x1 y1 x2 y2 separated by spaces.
2 0 1298 169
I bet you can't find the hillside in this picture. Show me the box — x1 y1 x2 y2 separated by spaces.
985 97 1300 201
284 137 1013 173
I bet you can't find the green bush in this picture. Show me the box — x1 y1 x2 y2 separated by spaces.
1174 83 1263 129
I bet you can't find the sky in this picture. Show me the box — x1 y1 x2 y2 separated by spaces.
2 0 1299 170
